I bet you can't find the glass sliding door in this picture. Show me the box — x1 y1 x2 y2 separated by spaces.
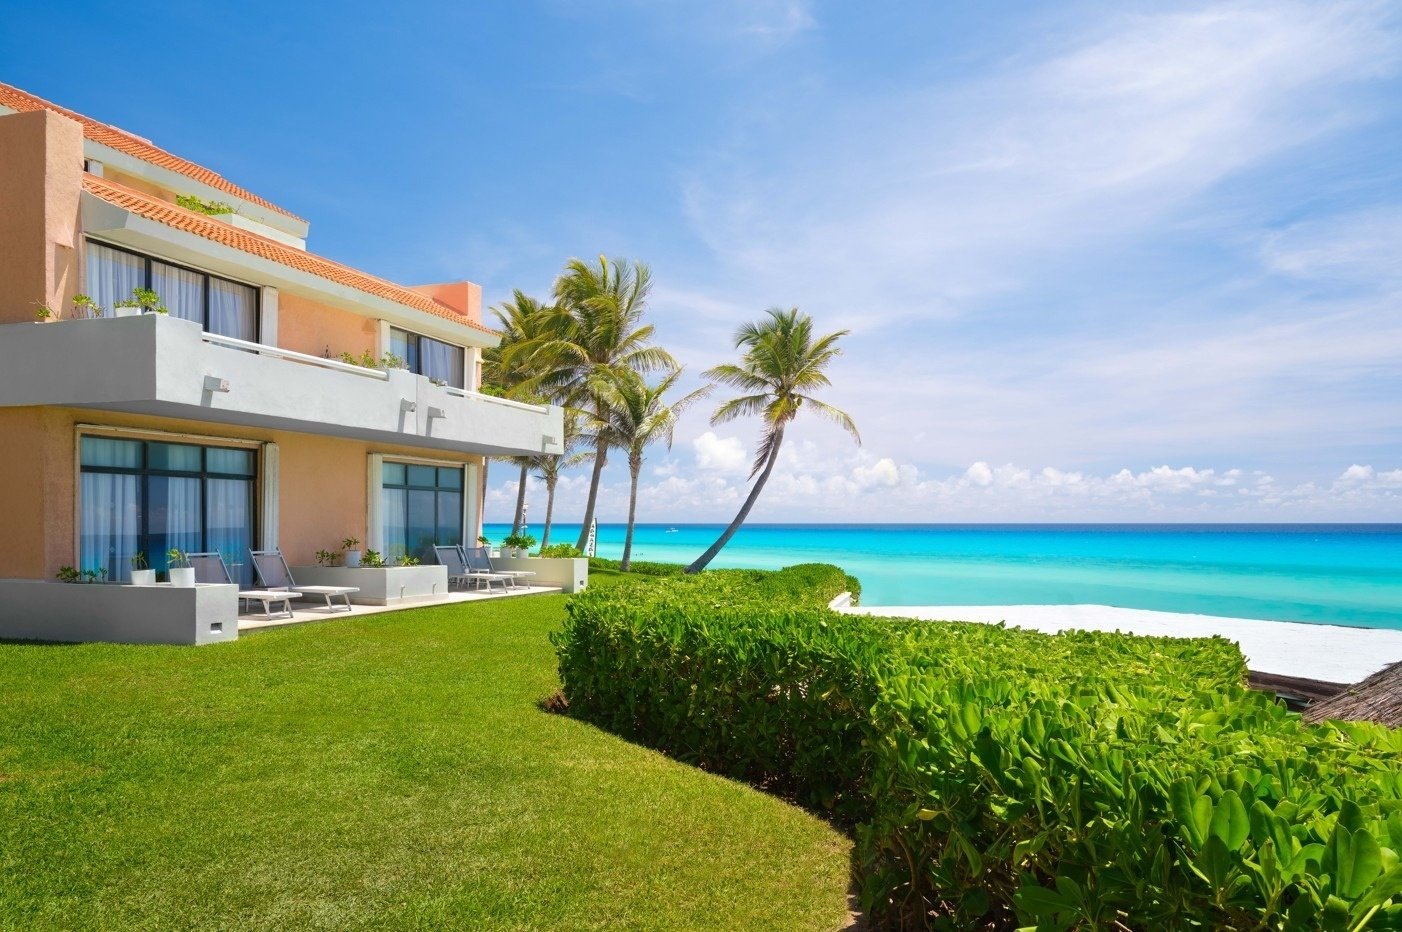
80 471 142 582
85 242 144 316
388 327 465 388
381 462 464 562
78 436 257 583
84 239 258 340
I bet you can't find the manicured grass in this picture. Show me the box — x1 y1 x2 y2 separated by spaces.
0 573 852 931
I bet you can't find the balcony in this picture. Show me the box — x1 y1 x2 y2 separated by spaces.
0 314 563 457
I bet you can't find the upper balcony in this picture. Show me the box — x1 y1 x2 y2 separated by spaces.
0 314 563 458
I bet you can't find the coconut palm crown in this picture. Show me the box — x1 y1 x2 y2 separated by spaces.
513 256 678 551
685 307 858 574
594 369 711 571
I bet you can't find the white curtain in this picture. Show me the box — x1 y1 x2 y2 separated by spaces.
151 262 205 324
420 337 464 388
85 242 143 317
209 278 257 341
382 487 407 561
80 473 141 581
151 477 202 574
206 478 254 585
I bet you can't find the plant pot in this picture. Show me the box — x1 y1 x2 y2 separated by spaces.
112 306 142 318
130 569 156 586
344 550 362 568
168 567 196 588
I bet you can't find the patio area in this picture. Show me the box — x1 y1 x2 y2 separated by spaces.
237 584 563 631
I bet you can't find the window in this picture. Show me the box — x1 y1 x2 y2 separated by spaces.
86 241 258 341
381 462 463 563
389 327 465 388
79 436 257 584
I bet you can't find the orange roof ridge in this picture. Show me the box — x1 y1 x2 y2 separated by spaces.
0 81 305 223
83 174 496 336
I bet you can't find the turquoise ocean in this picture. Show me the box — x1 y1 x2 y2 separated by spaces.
483 523 1402 630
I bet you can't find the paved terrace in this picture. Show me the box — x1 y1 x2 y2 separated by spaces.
238 585 562 632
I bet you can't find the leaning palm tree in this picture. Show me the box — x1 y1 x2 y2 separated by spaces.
532 409 588 549
685 308 858 574
485 290 557 535
594 370 711 571
516 256 677 550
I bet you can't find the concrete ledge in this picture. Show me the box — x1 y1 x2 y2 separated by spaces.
490 557 589 594
0 579 237 645
290 565 450 605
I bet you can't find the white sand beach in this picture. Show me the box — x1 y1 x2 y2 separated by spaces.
840 603 1402 684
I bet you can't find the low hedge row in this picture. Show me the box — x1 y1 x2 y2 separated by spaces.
554 565 1402 929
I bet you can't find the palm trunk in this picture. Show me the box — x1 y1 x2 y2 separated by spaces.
686 428 784 574
574 437 608 550
540 475 557 549
620 462 640 572
512 463 528 536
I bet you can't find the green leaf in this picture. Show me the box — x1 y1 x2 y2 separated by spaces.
1212 790 1250 850
1334 827 1383 900
1013 883 1073 918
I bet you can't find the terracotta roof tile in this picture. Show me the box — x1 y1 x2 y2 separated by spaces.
0 81 304 222
84 175 496 336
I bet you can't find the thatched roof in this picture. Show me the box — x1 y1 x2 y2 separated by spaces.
1304 660 1402 727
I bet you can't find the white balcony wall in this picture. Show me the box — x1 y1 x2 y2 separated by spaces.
0 315 563 458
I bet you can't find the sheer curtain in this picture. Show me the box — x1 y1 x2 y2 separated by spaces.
208 279 257 340
206 478 254 585
150 477 202 575
80 473 141 581
419 337 464 388
151 262 205 324
85 242 143 317
382 487 407 561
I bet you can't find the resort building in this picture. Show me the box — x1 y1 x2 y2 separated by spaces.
0 81 564 642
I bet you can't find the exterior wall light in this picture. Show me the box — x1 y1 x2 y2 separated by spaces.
203 376 231 393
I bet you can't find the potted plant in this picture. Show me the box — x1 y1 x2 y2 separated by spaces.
360 549 385 568
55 566 81 583
130 551 155 586
342 536 362 568
167 549 195 587
315 549 338 567
477 534 491 555
72 294 102 319
113 287 168 318
501 533 537 558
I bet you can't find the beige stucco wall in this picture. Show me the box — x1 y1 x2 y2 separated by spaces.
0 109 83 324
276 291 379 360
0 406 483 580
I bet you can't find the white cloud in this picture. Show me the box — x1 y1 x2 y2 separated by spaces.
692 431 749 474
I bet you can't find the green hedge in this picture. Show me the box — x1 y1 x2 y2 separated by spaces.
554 565 1402 929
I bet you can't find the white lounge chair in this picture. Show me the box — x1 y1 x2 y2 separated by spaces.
464 545 535 590
187 551 295 619
433 544 508 592
250 549 358 613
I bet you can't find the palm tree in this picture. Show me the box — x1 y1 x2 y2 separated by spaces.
594 370 710 571
532 410 588 549
485 290 556 535
685 308 858 574
517 256 677 551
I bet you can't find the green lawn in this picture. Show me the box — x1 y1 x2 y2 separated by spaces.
0 573 852 931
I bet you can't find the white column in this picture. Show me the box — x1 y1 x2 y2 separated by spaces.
378 320 392 359
259 287 279 346
366 453 384 551
464 461 480 544
259 442 279 549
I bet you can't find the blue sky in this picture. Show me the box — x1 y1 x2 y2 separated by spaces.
7 1 1402 522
